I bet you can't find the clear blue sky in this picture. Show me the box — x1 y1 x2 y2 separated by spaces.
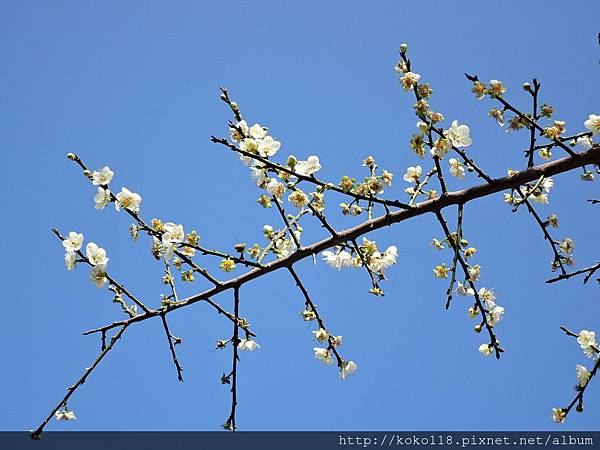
1 0 599 432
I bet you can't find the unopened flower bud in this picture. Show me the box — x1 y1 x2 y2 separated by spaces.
287 155 298 167
67 152 77 160
400 43 408 53
474 323 483 333
522 82 531 92
230 101 238 111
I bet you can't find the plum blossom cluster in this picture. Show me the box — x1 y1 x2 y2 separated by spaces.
54 408 76 421
77 162 143 214
322 239 397 272
431 230 504 356
396 49 473 166
252 223 303 262
338 156 394 217
552 329 599 424
62 231 110 289
504 174 555 206
228 119 326 213
230 120 282 163
305 316 357 380
322 238 398 296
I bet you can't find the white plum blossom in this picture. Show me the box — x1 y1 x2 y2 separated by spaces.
229 120 249 142
455 282 474 297
532 193 549 205
400 72 420 91
416 121 429 134
90 264 108 288
468 265 481 281
489 306 505 326
294 156 321 176
313 347 334 366
576 364 590 388
62 232 84 252
430 138 451 159
382 170 393 186
478 287 496 307
230 120 249 142
584 114 600 135
266 178 285 198
250 161 268 187
552 408 566 424
312 328 329 342
275 234 299 259
448 158 465 179
479 343 492 357
340 360 358 380
94 187 111 210
85 242 109 266
92 166 114 186
322 250 352 270
577 136 594 150
577 330 597 358
330 335 343 347
257 136 281 157
65 252 77 270
288 190 309 208
528 178 553 204
55 409 77 421
559 238 574 255
403 165 422 183
153 237 175 261
368 246 398 272
249 123 268 140
445 120 472 148
115 187 142 213
162 223 185 244
240 137 259 156
238 339 260 352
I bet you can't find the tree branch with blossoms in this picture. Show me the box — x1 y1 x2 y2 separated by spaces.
32 43 600 437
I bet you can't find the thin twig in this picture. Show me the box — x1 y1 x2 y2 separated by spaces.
31 325 129 439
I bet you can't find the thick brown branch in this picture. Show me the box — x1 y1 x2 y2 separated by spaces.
82 146 600 335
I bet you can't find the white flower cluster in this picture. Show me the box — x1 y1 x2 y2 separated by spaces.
456 285 505 357
444 120 473 149
577 329 598 359
90 166 142 213
55 409 76 421
230 120 281 162
62 231 110 288
552 330 597 424
504 177 554 205
153 222 186 260
432 233 504 355
262 224 302 260
322 238 397 274
312 347 357 380
584 114 600 135
303 309 355 379
238 338 260 352
448 158 465 179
